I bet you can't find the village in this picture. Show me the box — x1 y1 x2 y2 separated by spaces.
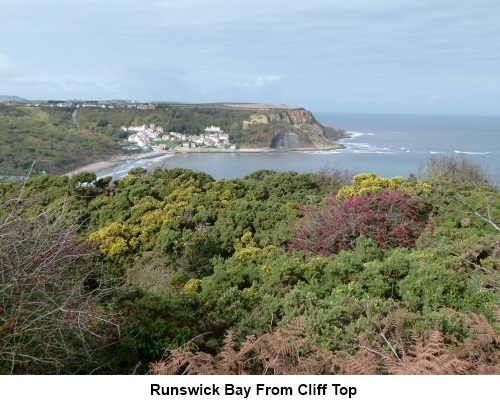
120 123 235 150
1 99 158 110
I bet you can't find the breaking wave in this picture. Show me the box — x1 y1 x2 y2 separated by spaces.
300 150 342 154
343 131 365 138
454 150 491 155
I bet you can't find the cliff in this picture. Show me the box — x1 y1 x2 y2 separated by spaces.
226 104 344 149
72 101 345 150
0 102 345 176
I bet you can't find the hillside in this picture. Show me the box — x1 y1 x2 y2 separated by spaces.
0 95 29 102
0 103 344 176
1 158 498 374
0 105 122 176
74 102 344 149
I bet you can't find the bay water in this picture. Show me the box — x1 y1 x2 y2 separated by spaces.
97 113 500 183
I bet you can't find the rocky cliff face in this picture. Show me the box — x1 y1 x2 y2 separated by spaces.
242 109 316 127
241 107 344 150
287 109 317 125
270 129 300 149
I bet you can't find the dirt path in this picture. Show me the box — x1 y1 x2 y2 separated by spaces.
71 108 79 128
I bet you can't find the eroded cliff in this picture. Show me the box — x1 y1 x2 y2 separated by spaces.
233 105 344 150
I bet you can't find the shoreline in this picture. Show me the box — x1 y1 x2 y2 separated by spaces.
64 161 122 176
65 144 345 176
171 146 343 153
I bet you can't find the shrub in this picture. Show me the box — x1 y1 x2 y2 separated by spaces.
337 173 430 200
420 155 492 186
0 199 120 374
290 190 430 255
312 166 354 190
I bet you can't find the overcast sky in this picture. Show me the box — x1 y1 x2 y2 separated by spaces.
1 0 499 114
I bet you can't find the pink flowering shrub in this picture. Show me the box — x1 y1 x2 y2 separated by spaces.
290 190 429 255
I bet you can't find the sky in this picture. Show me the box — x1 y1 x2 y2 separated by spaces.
1 0 499 114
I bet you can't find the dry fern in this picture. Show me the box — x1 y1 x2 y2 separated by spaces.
148 317 339 375
148 309 500 375
347 308 500 375
386 331 470 374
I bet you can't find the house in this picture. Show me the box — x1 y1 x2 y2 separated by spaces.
204 125 222 133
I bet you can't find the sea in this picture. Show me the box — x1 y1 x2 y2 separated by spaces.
96 113 500 183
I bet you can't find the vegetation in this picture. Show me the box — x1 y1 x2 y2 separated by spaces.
1 156 498 374
0 104 337 176
75 105 252 138
0 106 121 176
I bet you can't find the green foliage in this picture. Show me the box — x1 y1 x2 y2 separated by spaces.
76 106 251 138
0 106 121 175
2 166 498 374
337 172 431 199
117 290 197 371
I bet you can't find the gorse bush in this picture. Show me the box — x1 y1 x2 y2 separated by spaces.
337 173 430 199
1 165 498 374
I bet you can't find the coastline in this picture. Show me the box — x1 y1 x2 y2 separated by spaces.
171 146 344 153
56 114 500 184
65 146 345 176
171 135 346 153
64 161 122 176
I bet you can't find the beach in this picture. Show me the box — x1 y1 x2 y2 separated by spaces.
64 160 121 176
64 146 342 177
64 151 173 176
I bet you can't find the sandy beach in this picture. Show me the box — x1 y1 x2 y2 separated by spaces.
64 151 172 176
64 161 121 176
63 146 344 177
